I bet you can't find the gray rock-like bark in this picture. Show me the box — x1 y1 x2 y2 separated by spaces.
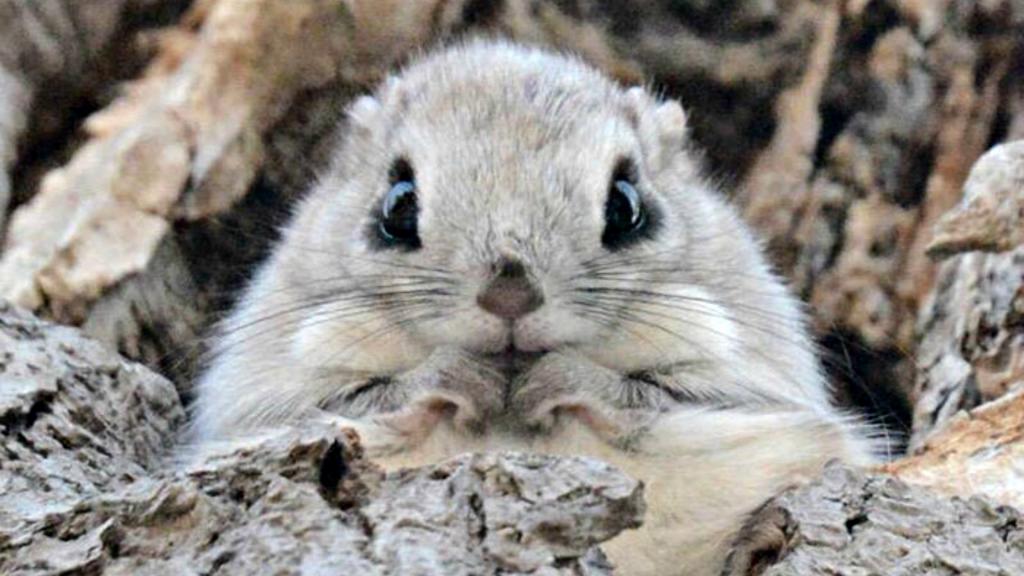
0 304 643 575
0 301 185 541
911 141 1024 446
6 430 641 575
362 451 642 575
724 462 1024 576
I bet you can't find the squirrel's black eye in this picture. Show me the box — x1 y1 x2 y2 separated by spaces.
602 165 648 250
380 181 420 247
378 160 421 249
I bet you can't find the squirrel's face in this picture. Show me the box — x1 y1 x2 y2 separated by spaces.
197 43 834 473
286 47 742 376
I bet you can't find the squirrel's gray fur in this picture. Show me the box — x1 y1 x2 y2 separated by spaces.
194 40 878 576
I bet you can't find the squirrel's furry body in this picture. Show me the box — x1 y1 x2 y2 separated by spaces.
194 41 877 575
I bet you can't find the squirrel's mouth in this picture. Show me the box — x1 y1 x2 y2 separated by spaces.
481 346 547 378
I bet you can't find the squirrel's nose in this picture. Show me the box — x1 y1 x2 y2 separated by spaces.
476 258 544 320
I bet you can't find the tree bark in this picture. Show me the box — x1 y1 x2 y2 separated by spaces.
723 462 1024 576
910 141 1024 445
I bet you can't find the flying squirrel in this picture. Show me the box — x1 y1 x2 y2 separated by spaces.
193 40 879 576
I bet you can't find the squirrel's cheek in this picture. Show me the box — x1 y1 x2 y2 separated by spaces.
291 311 429 373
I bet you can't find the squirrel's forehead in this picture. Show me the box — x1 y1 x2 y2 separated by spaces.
386 94 635 166
388 66 626 130
393 47 619 105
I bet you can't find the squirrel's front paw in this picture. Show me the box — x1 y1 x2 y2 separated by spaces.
510 352 611 435
374 347 507 437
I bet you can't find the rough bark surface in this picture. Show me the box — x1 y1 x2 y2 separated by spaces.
928 141 1024 258
0 302 184 538
885 387 1024 511
724 462 1024 576
911 141 1024 445
0 304 642 575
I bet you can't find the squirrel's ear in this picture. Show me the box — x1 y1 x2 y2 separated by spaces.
652 98 687 148
347 94 382 130
624 86 688 166
349 75 408 131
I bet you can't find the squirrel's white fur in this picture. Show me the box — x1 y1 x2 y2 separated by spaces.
194 40 878 575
